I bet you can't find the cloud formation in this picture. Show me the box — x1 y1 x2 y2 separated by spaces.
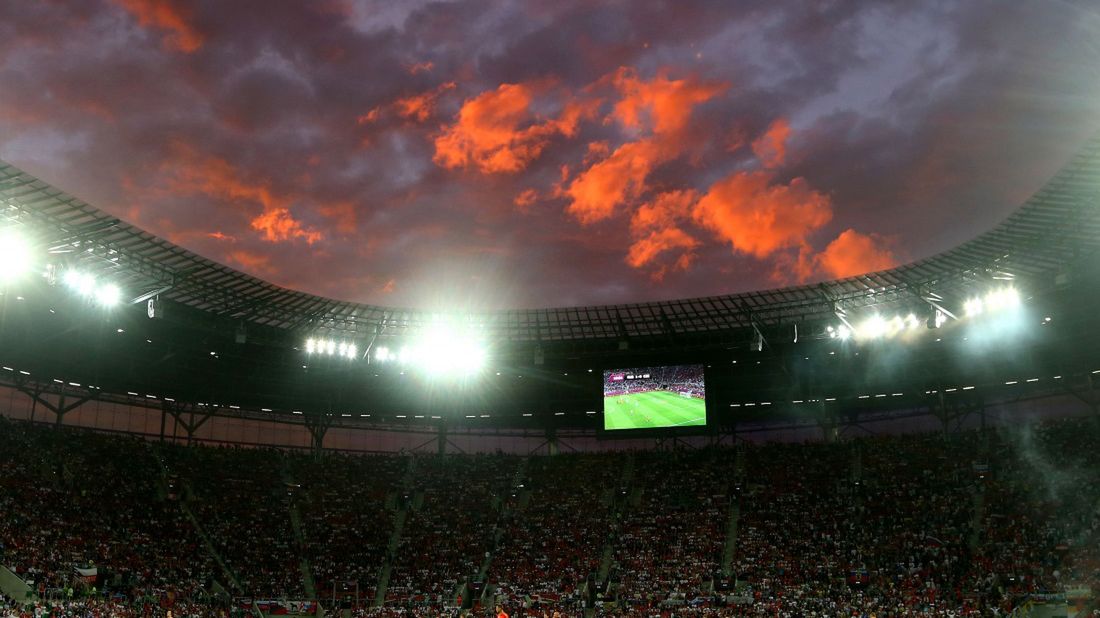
816 229 896 279
159 142 322 244
692 171 832 259
113 0 204 52
434 82 595 174
1 1 1097 308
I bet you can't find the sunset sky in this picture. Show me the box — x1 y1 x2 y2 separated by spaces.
2 1 1099 310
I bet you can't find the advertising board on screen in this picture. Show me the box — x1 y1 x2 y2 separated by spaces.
602 364 706 431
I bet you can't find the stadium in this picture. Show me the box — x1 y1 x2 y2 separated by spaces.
2 3 1100 618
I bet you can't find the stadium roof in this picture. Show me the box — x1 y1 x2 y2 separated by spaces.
2 135 1099 346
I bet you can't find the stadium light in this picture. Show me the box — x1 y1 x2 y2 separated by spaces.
64 270 97 296
0 229 33 283
984 287 1020 311
95 283 121 307
303 337 359 360
904 314 921 331
857 314 888 339
371 320 488 377
964 298 984 317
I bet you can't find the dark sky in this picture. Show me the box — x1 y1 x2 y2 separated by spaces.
2 1 1099 310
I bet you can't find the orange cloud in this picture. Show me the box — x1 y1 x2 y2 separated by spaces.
623 190 700 278
406 60 434 75
566 69 725 225
692 170 832 258
114 0 204 53
380 278 397 294
433 82 596 174
207 231 236 242
250 208 323 244
609 67 727 136
631 189 697 233
395 81 455 123
162 142 322 244
513 188 538 213
752 118 792 169
357 107 381 125
626 226 700 273
227 250 277 276
565 139 663 224
816 229 896 279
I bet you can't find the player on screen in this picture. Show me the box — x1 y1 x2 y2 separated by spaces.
496 605 508 618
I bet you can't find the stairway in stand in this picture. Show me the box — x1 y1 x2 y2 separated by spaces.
372 454 418 607
283 459 317 600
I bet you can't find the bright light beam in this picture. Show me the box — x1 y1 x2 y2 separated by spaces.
0 230 32 283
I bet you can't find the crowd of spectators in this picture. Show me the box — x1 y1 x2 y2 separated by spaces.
490 454 619 609
162 445 303 599
0 414 1097 617
0 419 215 604
291 452 405 601
610 449 730 611
603 366 704 398
386 454 518 607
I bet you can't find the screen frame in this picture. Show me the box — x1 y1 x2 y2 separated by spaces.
597 363 710 437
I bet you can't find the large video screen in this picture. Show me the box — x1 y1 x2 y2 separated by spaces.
603 365 706 431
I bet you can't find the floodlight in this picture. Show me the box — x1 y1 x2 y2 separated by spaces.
0 230 32 282
887 315 904 335
836 325 851 341
65 270 97 296
375 346 390 362
346 343 358 359
858 314 887 339
95 283 121 307
338 342 349 357
325 339 336 355
985 287 1020 311
904 314 921 330
305 338 316 354
964 298 984 317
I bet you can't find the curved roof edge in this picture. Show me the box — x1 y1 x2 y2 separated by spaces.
2 136 1099 342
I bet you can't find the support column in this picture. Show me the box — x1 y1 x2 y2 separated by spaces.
437 421 448 456
17 384 90 428
818 402 838 443
163 403 214 446
305 414 331 459
546 427 559 456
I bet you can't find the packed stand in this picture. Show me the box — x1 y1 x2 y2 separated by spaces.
490 454 620 609
386 454 519 608
163 444 304 598
0 419 215 603
291 451 405 599
610 449 730 611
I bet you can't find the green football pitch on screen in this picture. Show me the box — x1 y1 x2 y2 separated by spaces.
603 390 707 430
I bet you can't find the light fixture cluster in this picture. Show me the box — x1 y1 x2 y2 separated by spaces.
964 287 1021 317
0 229 32 283
834 287 1021 342
372 322 487 377
63 269 122 307
304 338 359 360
